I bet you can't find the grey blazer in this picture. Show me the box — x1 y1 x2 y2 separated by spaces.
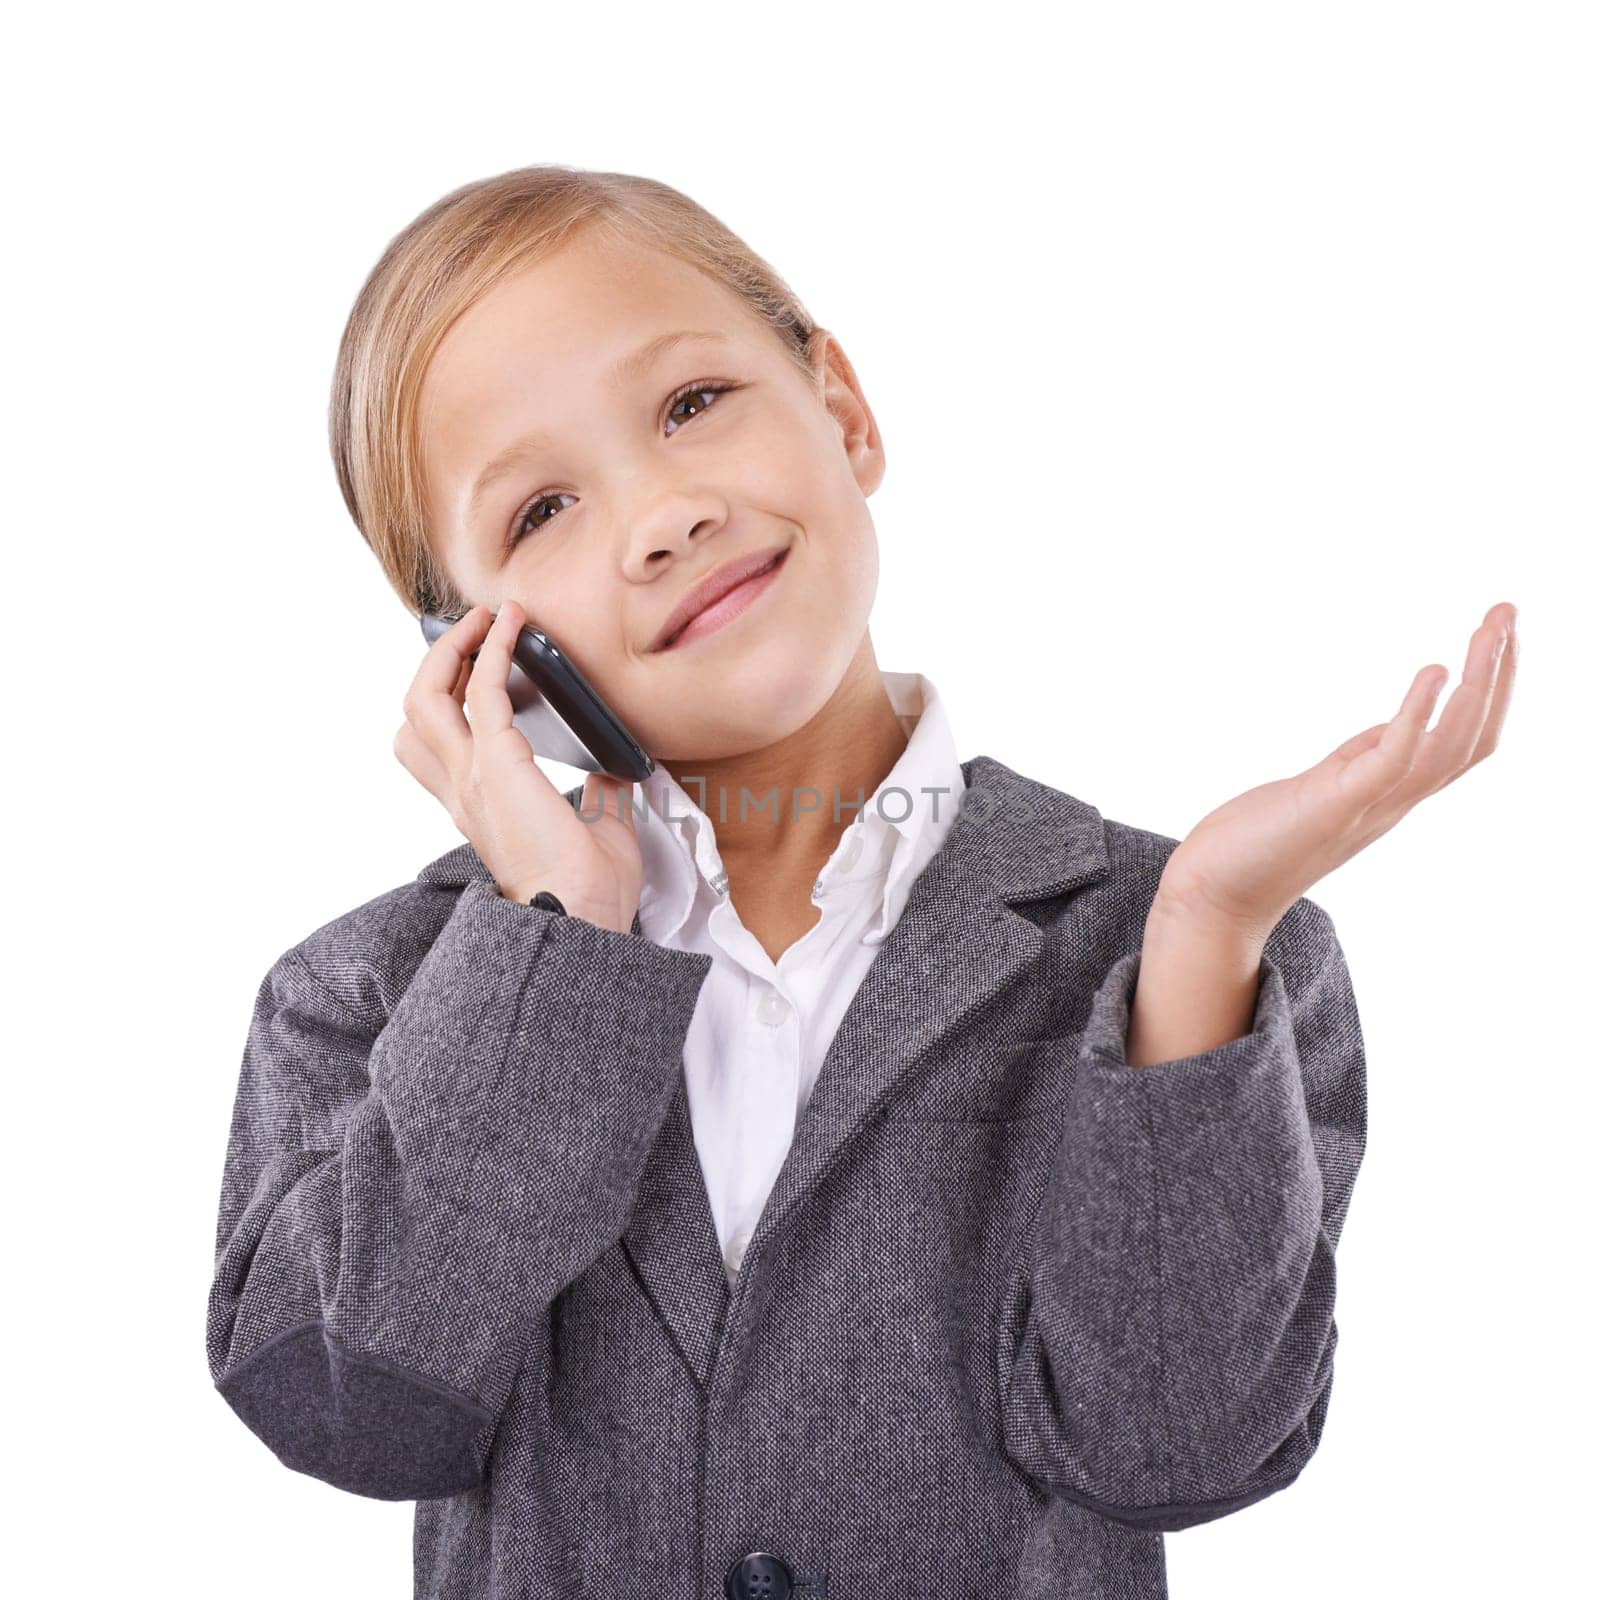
206 753 1367 1600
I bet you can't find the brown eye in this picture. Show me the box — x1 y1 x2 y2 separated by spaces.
664 380 737 435
508 491 576 548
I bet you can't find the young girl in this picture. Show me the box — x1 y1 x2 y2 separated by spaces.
206 165 1518 1600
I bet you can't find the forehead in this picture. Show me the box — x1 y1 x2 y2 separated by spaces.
420 234 769 444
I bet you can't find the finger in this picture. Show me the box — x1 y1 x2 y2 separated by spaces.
406 606 495 771
1304 721 1382 795
1317 722 1386 768
463 598 524 742
392 718 456 815
450 651 473 705
1401 617 1508 796
1463 605 1518 770
1335 665 1445 807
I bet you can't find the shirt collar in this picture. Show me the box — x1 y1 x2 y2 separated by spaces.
633 670 966 948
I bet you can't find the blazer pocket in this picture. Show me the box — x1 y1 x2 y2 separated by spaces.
881 1031 1084 1124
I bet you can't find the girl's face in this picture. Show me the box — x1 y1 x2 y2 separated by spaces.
419 229 884 762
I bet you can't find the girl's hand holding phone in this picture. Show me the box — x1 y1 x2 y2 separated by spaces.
394 600 644 934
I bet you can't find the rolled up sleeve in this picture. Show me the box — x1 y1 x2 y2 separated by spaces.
1000 898 1367 1532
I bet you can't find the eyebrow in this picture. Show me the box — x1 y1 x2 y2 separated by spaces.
465 329 731 519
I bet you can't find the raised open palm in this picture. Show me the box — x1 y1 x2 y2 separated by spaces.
1158 601 1520 938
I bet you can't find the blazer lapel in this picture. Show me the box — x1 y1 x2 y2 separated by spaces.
709 753 1111 1356
412 753 1111 1387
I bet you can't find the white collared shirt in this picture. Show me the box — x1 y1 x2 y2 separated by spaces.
630 671 967 1283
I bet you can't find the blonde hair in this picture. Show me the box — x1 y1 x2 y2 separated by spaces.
328 164 820 618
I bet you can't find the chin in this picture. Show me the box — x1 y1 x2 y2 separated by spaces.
652 659 831 760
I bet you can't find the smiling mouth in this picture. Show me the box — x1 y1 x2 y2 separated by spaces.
656 547 789 651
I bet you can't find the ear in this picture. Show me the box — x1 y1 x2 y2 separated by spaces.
807 327 886 496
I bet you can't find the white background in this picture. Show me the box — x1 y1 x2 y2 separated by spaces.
8 3 1593 1595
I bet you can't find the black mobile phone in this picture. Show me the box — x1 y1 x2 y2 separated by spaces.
419 609 654 783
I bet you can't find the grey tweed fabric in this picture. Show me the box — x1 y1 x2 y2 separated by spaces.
206 753 1367 1599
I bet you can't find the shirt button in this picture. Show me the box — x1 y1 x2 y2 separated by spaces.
755 989 791 1026
727 1227 751 1273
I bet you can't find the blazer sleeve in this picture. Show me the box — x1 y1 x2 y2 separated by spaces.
999 896 1367 1533
206 875 714 1501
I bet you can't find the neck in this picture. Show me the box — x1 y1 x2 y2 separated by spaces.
656 632 910 900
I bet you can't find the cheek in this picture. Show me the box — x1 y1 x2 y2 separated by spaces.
820 501 880 611
780 514 878 666
517 586 624 682
754 398 853 496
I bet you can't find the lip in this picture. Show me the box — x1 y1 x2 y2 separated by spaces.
650 544 791 652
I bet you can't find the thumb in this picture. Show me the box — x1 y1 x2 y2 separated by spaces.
580 770 638 832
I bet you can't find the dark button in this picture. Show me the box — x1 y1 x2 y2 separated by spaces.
725 1550 794 1600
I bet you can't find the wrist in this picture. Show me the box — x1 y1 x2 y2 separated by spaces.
496 882 631 936
1149 877 1276 953
1140 902 1265 983
1128 896 1269 1068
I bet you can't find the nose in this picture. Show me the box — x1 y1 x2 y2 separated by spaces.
622 505 724 580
